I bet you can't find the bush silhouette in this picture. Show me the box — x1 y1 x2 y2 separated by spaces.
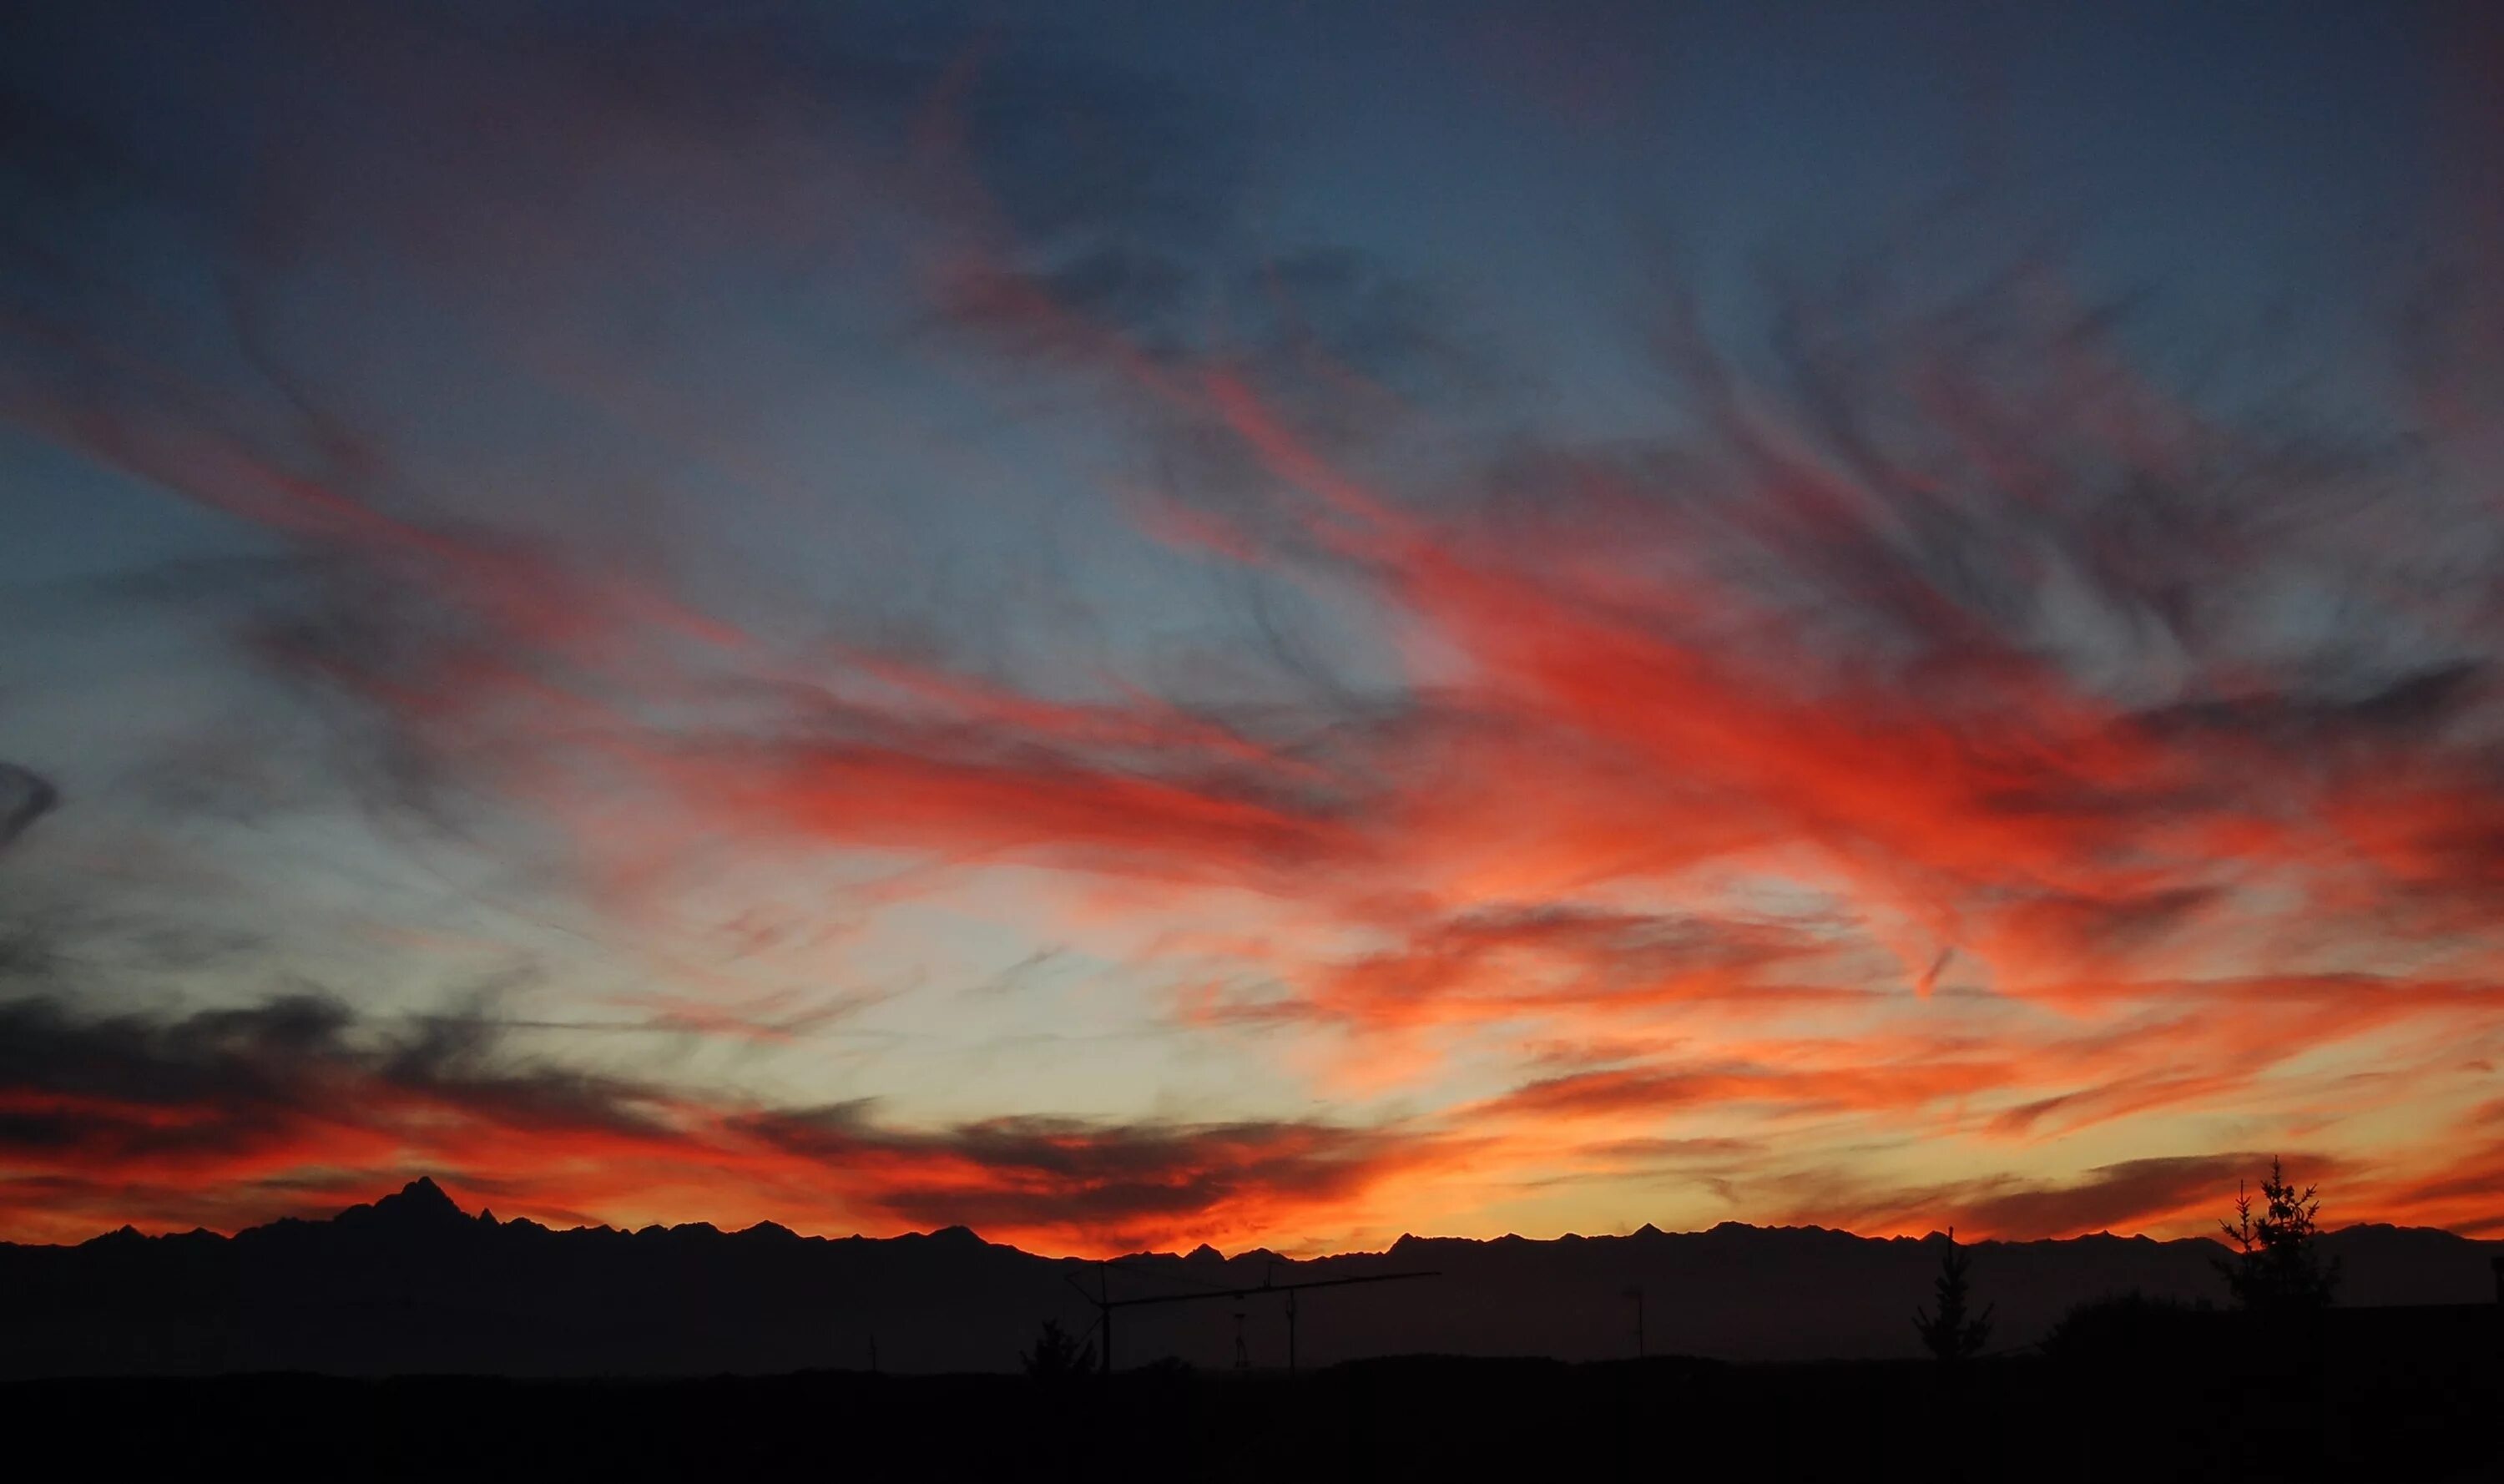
1021 1317 1098 1380
2038 1290 2210 1365
1913 1225 1994 1362
2215 1157 2340 1312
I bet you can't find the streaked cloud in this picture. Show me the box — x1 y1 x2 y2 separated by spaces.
1 1 2499 1249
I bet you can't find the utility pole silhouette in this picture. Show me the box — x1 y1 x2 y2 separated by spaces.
1267 1260 1304 1371
1231 1310 1249 1370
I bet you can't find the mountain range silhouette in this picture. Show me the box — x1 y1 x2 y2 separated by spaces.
6 1179 2497 1377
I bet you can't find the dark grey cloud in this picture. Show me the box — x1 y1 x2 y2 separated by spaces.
1767 1151 2349 1242
0 990 1448 1245
0 764 55 851
0 992 669 1170
736 1101 1429 1238
1957 1153 2344 1240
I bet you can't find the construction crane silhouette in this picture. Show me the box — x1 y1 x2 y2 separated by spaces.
1064 1259 1439 1376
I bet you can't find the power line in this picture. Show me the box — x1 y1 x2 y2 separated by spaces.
1067 1260 1440 1375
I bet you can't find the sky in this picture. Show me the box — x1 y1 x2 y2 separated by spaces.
3 0 2502 1254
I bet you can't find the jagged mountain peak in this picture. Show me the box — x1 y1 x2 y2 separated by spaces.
334 1175 471 1229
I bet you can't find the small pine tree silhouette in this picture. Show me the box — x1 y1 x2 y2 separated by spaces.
1914 1225 1995 1362
1020 1317 1098 1379
2215 1156 2340 1311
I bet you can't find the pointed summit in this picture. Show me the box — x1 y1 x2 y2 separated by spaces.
915 1224 985 1247
335 1175 471 1230
383 1176 462 1215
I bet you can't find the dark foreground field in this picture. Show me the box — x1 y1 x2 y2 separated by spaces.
5 1342 2496 1483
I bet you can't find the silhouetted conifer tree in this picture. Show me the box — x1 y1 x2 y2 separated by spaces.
2215 1157 2340 1311
1914 1225 1994 1362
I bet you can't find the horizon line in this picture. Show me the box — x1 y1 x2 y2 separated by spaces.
19 1176 2493 1261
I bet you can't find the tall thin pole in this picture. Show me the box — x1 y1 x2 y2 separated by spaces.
1099 1260 1113 1380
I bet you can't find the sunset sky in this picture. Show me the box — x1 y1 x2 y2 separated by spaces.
3 1 2502 1254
